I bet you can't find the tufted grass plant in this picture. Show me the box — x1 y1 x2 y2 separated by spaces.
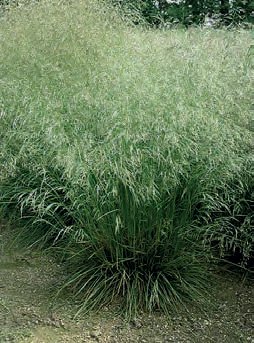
0 0 253 317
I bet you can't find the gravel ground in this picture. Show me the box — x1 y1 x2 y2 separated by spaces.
0 226 253 343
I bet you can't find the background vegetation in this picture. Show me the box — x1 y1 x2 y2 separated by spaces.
0 0 253 317
111 0 254 27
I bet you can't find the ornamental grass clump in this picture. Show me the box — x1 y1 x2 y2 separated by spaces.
0 0 253 316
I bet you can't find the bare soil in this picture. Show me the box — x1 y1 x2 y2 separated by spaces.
0 225 253 343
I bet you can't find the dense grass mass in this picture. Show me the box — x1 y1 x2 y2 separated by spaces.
0 0 253 317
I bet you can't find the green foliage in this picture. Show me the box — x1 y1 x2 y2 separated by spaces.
203 161 254 269
0 0 253 316
1 162 211 317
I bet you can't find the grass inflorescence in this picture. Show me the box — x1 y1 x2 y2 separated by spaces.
0 0 253 317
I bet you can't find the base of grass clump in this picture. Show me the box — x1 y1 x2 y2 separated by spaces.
0 164 210 318
61 227 210 319
0 223 253 343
